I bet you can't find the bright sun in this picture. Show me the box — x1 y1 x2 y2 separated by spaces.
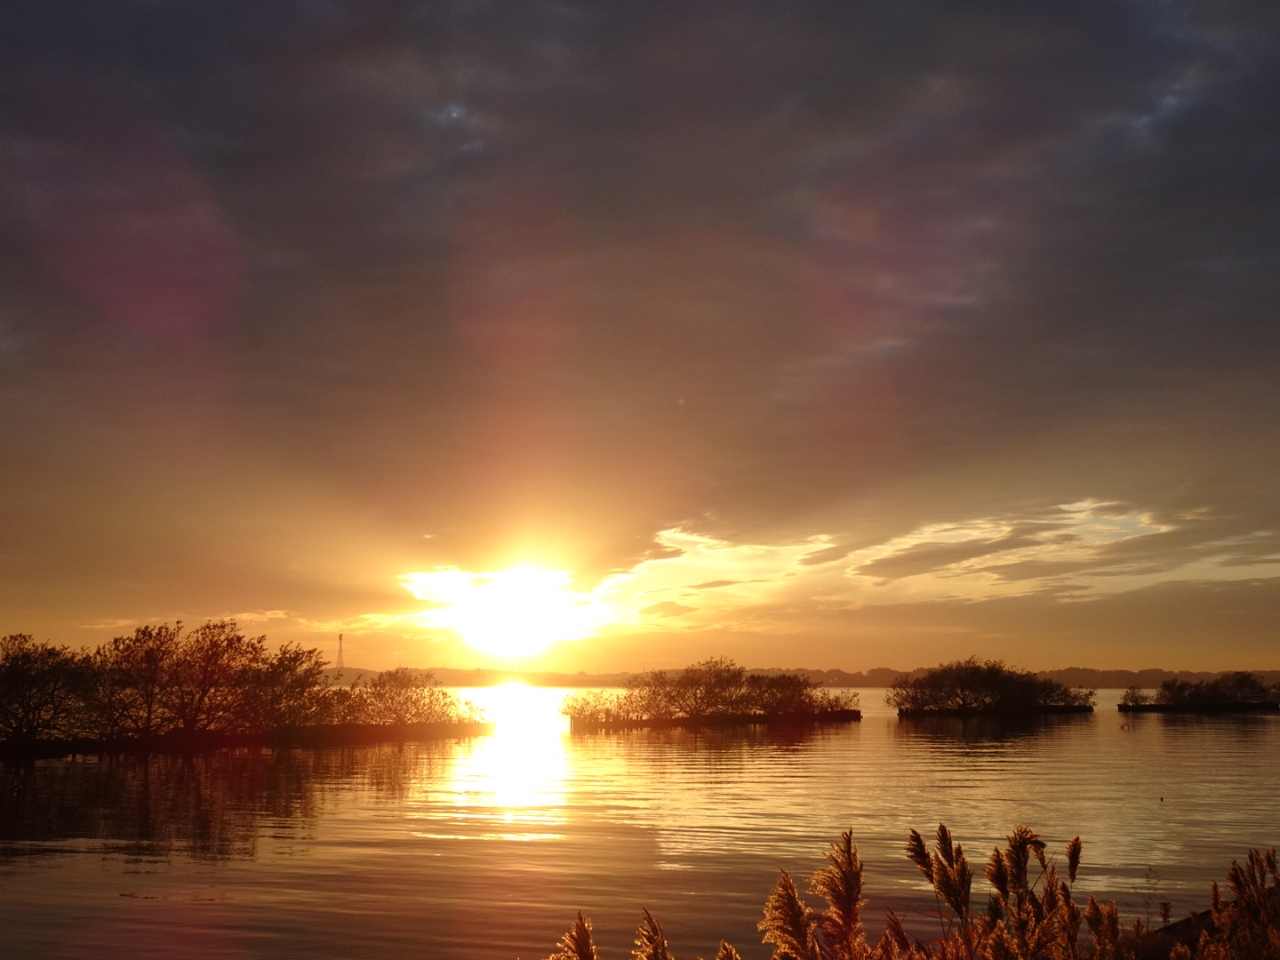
399 566 613 659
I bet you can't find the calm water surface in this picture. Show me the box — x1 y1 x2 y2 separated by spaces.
2 687 1278 960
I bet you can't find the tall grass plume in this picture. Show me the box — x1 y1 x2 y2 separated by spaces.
545 825 1278 960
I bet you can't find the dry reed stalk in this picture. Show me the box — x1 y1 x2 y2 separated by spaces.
550 912 599 960
760 870 822 960
634 908 675 960
544 829 1280 960
810 829 869 960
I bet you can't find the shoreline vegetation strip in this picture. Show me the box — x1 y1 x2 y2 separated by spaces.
567 708 862 733
0 622 483 757
5 626 1279 755
1119 674 1280 714
559 657 862 731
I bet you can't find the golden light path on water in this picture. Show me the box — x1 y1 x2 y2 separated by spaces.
436 683 572 840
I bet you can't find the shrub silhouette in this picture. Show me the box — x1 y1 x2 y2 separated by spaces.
1156 673 1278 708
1120 686 1151 708
887 658 1094 716
562 657 858 724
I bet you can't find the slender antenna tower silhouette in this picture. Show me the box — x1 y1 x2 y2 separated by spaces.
337 633 345 670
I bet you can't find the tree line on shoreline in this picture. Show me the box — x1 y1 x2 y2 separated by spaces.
1121 673 1280 709
383 665 1280 693
0 622 478 744
561 656 1280 723
563 657 1099 723
880 659 1275 715
887 658 1097 716
546 824 1279 960
561 657 860 724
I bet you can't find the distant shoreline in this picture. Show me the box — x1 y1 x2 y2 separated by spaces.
331 666 1280 689
1118 702 1279 714
568 708 862 733
897 704 1094 719
0 721 494 762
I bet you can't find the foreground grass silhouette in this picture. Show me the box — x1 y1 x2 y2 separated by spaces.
546 825 1279 960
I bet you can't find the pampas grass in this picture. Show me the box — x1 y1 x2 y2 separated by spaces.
810 830 869 960
635 909 675 960
549 913 599 960
545 826 1279 960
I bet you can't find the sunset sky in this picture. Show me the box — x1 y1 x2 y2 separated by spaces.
1 1 1277 672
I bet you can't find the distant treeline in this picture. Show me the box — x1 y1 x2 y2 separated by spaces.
1121 672 1280 709
561 657 859 726
1044 667 1280 690
391 665 1280 690
0 623 477 746
888 658 1095 717
545 824 1280 960
812 666 1280 690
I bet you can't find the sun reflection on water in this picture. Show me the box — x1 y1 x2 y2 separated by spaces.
441 683 570 839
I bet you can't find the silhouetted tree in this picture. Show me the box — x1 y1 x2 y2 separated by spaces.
357 668 466 724
86 623 181 738
0 634 89 742
668 657 749 717
626 669 676 719
160 620 266 733
887 657 1094 714
747 674 825 715
1157 672 1277 707
250 643 331 728
325 680 368 724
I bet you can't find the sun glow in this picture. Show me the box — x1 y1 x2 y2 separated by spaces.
400 566 613 659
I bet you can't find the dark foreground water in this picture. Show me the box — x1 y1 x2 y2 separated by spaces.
2 688 1278 960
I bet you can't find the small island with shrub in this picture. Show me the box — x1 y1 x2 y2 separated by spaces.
0 622 489 759
1119 672 1280 714
888 657 1095 718
561 657 860 733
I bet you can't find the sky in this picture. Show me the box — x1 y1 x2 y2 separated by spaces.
1 1 1278 672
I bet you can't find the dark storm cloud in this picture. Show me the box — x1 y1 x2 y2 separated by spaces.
1 1 1278 661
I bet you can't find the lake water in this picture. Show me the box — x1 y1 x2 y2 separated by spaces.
2 687 1278 960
